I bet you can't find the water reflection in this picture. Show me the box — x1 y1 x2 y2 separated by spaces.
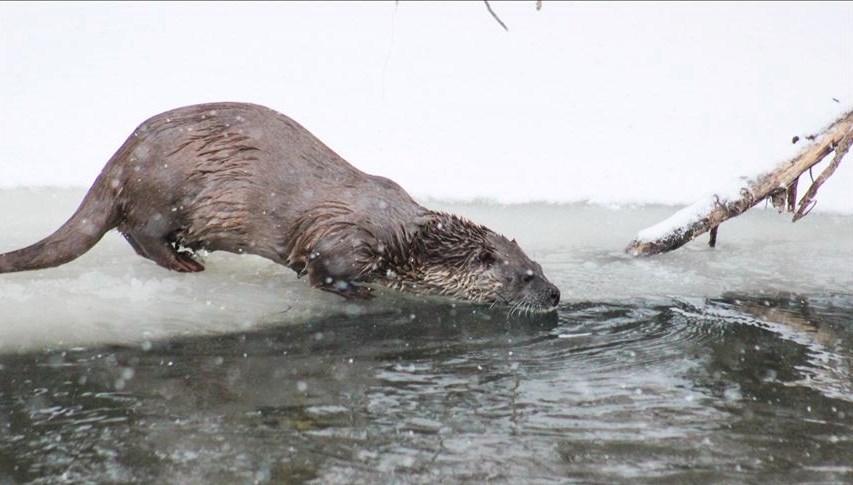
1 295 851 483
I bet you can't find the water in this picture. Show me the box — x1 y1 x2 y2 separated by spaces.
1 188 852 483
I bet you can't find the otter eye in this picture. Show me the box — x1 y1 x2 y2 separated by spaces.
522 269 534 283
479 251 497 266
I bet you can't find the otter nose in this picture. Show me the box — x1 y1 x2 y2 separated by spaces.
549 285 560 306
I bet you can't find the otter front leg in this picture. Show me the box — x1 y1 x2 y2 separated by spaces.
288 218 380 300
296 239 375 300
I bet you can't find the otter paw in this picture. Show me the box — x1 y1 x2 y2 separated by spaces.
344 285 375 301
320 280 375 300
173 252 205 273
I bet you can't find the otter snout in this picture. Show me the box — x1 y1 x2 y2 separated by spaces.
547 284 560 307
524 275 561 311
535 281 560 309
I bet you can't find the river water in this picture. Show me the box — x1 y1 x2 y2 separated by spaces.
1 188 851 483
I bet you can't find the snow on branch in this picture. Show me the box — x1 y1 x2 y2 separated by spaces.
626 107 853 257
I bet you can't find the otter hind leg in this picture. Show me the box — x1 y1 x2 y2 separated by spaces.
123 232 205 273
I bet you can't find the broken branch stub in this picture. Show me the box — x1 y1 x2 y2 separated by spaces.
626 108 853 257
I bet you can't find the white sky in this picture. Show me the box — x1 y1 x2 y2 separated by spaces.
1 1 851 211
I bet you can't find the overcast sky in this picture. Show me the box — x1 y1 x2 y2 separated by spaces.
1 2 851 211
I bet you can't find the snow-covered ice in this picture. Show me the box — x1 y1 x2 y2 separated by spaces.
1 188 850 353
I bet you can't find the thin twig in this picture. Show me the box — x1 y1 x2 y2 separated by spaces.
484 0 509 31
786 178 798 213
793 127 853 221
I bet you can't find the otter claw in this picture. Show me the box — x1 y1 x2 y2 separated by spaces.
345 285 375 301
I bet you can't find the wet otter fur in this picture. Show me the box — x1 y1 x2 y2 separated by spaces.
0 103 560 312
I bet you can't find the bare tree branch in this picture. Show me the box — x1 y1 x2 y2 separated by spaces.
626 108 853 257
484 0 509 32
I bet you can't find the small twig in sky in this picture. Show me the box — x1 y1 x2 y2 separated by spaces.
484 0 509 32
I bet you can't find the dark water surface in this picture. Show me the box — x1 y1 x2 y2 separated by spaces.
1 293 851 484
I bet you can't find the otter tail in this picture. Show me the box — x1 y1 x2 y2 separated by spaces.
0 174 121 274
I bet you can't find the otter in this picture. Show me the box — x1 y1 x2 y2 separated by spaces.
0 103 560 312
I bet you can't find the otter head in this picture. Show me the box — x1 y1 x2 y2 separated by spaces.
398 213 560 313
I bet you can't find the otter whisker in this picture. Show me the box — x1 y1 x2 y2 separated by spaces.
510 300 524 318
490 291 512 311
506 300 523 320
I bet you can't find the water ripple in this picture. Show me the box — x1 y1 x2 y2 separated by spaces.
1 294 851 483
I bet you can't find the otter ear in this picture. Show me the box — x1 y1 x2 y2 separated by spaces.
478 250 497 266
